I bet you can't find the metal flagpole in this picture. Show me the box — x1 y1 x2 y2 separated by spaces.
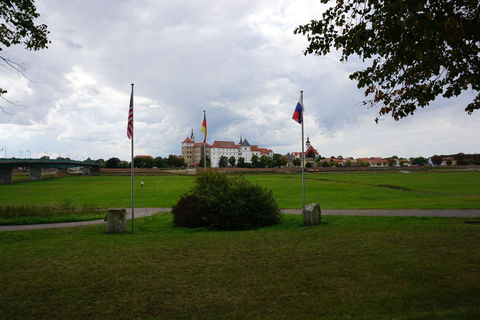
130 83 135 233
203 110 207 169
300 90 305 214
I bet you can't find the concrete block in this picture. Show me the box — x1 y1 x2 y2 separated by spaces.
105 208 127 233
303 203 321 226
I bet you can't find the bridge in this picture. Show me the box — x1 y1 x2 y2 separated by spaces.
0 159 101 184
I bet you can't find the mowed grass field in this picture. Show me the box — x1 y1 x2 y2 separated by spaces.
1 171 480 209
1 213 479 319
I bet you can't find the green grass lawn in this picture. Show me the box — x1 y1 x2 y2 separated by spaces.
1 213 479 319
1 171 479 209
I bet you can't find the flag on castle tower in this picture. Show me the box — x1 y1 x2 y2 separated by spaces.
201 111 207 143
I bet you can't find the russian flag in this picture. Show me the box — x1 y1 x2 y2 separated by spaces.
292 100 303 124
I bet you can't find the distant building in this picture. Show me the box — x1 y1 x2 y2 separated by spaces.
181 132 272 168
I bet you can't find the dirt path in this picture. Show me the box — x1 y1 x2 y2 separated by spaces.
1 208 479 232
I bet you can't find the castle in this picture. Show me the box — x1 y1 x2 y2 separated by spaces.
181 130 273 168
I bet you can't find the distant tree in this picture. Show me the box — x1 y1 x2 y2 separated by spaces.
259 155 272 168
410 157 428 166
134 156 154 168
295 0 480 121
198 156 211 168
431 155 443 166
305 162 313 168
0 0 50 104
251 155 260 168
218 156 228 168
454 153 468 165
120 160 130 168
95 159 105 167
167 155 186 168
154 157 167 168
40 155 49 159
237 157 246 168
472 154 480 165
446 159 453 166
272 153 288 167
106 157 121 168
228 156 236 167
293 158 301 167
345 160 352 167
337 155 343 159
387 158 397 167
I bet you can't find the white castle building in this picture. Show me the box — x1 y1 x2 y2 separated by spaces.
181 132 273 168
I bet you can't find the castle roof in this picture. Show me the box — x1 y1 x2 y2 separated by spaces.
211 141 239 149
182 137 194 143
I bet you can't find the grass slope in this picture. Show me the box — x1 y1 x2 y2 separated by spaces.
1 213 479 319
3 171 479 209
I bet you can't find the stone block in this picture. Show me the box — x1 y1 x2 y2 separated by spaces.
303 203 321 226
105 208 127 233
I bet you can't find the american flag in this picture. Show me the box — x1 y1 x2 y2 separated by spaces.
127 84 134 139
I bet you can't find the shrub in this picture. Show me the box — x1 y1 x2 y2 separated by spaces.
173 171 281 230
171 194 208 228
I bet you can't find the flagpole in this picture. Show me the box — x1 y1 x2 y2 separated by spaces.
203 110 207 169
300 90 305 214
130 83 135 233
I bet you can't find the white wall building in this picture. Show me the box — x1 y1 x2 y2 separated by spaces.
210 138 273 168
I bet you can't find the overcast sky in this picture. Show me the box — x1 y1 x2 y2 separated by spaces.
1 0 478 161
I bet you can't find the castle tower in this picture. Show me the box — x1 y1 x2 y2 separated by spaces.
306 136 311 149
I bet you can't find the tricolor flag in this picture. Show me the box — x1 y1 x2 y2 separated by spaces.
127 85 134 139
200 111 207 143
292 98 303 124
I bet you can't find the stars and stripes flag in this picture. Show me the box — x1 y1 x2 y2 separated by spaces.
127 85 134 139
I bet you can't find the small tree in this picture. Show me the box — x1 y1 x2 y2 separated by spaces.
237 157 246 168
106 157 121 168
251 155 259 168
198 156 211 168
431 155 443 166
218 156 228 168
154 157 167 168
293 158 301 167
228 156 236 167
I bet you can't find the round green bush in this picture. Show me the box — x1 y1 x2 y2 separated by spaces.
173 171 281 230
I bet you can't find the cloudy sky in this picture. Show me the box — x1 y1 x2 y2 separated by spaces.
1 0 478 161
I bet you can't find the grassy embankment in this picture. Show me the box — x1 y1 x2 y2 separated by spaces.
1 171 479 224
1 213 479 319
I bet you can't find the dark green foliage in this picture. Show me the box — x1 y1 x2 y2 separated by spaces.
431 155 443 166
105 157 121 168
228 156 236 167
171 194 208 228
198 155 211 168
293 158 301 167
410 157 429 166
0 0 50 98
134 156 154 168
295 0 480 120
175 171 281 230
154 156 167 168
237 157 246 167
167 155 186 168
218 156 228 168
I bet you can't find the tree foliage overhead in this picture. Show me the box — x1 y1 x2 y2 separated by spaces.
295 0 480 121
1 0 49 98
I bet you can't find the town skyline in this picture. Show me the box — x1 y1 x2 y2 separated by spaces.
0 1 478 161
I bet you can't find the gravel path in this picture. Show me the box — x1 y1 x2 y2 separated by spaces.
1 208 479 232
